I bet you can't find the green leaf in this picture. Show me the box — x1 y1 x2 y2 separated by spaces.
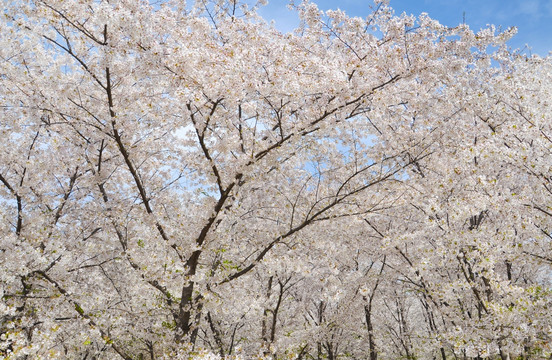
74 303 84 315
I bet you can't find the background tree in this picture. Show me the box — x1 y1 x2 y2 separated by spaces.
1 0 550 359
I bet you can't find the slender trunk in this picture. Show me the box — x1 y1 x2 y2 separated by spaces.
365 302 377 360
261 276 273 345
365 257 385 360
270 279 286 343
326 342 335 360
207 311 224 357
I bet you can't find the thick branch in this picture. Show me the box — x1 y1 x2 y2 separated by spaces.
39 2 108 45
51 167 80 226
0 173 23 236
105 67 173 250
253 74 401 162
188 100 225 196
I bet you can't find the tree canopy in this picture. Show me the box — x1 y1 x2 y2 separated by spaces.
1 0 551 359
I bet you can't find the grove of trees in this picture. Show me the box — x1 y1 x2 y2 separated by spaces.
1 0 551 359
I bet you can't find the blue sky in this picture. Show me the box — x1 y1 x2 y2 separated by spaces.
258 0 552 56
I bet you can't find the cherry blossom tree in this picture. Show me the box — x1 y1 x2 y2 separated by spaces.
1 0 551 359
